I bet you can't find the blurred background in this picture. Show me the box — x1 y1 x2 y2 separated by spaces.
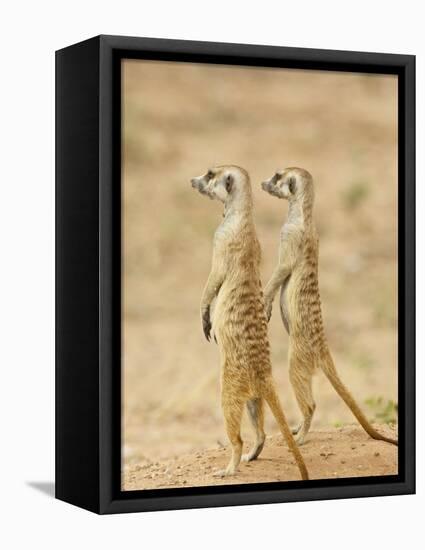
122 60 397 474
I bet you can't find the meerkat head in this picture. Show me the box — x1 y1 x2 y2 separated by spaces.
261 167 313 202
191 165 250 206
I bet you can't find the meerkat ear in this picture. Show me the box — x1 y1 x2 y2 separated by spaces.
225 174 234 193
288 176 296 194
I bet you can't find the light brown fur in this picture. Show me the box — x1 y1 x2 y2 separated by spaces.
191 165 309 479
262 167 397 446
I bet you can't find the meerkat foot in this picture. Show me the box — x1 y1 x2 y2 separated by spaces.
241 453 254 462
212 467 236 478
245 399 266 461
242 439 265 462
295 434 306 446
295 425 311 445
291 422 302 435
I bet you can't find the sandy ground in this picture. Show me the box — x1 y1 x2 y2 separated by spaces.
123 424 398 490
121 61 398 490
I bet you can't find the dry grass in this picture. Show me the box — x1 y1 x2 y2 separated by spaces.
121 60 398 482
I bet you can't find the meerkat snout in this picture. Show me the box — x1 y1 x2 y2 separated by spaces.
191 176 205 191
191 173 212 199
261 172 288 199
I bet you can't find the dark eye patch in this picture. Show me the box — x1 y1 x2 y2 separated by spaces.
206 170 214 180
225 174 233 193
288 176 296 194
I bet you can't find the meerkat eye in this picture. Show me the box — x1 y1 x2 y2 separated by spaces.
206 170 214 180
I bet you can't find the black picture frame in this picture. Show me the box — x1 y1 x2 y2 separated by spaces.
55 35 415 514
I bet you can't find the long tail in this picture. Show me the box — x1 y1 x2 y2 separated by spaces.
264 384 309 480
320 350 398 445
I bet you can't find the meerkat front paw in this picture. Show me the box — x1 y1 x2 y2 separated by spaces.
264 299 273 322
201 307 212 341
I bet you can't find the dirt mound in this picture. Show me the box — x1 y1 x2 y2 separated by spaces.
123 423 397 490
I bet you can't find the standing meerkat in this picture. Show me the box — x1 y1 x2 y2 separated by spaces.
261 167 397 446
191 165 309 480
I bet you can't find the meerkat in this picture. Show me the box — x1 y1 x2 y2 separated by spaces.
191 165 309 480
261 167 397 446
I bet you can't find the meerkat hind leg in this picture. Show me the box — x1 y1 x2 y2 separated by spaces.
242 398 266 462
213 398 244 477
289 355 316 446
